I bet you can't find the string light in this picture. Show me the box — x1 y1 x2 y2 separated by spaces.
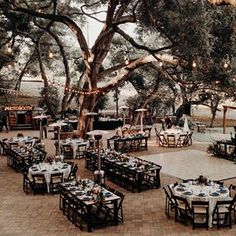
0 87 33 97
223 61 229 69
192 61 197 68
7 47 12 53
125 57 129 65
159 61 163 67
88 56 92 63
48 51 54 59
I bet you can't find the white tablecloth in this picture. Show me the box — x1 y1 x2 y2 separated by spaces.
160 128 187 146
28 162 71 192
174 182 230 227
61 138 88 158
5 136 36 147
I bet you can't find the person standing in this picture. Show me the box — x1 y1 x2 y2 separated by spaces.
41 116 48 138
1 111 9 133
164 115 172 129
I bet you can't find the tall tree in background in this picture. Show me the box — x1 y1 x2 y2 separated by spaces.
0 0 235 134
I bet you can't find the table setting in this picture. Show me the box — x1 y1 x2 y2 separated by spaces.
28 161 71 192
173 176 230 227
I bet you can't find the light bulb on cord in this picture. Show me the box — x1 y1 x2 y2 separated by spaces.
159 61 163 67
125 58 129 65
48 51 53 58
223 61 229 69
192 61 197 68
7 47 12 53
88 56 92 63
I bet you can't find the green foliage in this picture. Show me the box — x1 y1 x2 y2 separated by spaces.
95 95 109 111
38 85 59 116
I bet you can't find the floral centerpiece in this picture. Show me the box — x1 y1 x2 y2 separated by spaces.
196 175 208 185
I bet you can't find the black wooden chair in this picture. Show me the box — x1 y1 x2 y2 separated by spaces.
191 200 209 230
167 134 176 147
62 144 73 159
75 143 87 159
229 184 236 223
212 196 236 229
31 173 47 194
22 172 33 194
159 134 168 147
174 195 192 225
49 172 63 194
66 164 78 182
176 134 187 147
163 186 177 218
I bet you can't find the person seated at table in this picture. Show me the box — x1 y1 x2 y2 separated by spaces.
163 115 172 130
196 175 208 185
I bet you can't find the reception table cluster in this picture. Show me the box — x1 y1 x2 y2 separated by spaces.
59 179 124 232
116 125 152 138
0 136 46 171
164 177 236 229
208 138 236 162
85 149 162 192
107 133 148 153
28 161 71 193
158 127 193 147
60 137 88 159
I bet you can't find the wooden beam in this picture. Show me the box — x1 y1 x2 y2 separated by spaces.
223 106 227 134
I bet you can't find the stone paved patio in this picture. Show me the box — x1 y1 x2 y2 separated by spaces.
1 129 236 236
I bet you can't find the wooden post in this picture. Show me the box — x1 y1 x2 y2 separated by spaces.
223 106 227 134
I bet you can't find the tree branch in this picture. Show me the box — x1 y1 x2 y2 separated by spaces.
207 0 236 7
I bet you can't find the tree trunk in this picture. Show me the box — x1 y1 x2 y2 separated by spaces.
36 43 56 119
77 94 98 138
209 97 220 128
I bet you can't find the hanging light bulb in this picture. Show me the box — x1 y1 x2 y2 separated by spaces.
125 57 129 65
48 51 53 58
159 61 163 67
88 56 92 63
7 47 12 53
192 61 197 68
223 61 229 69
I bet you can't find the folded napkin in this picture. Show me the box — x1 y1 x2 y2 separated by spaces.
75 191 84 196
179 183 186 187
82 196 91 201
176 187 185 192
198 193 206 197
218 189 227 193
104 192 112 197
210 192 220 196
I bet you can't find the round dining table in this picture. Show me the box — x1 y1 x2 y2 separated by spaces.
28 162 71 192
160 127 189 147
5 136 36 147
173 182 230 227
61 138 88 158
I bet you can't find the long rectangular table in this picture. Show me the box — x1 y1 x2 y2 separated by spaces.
59 179 120 232
107 135 148 152
214 139 236 160
85 151 162 192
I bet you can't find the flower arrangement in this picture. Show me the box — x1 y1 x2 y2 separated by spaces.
17 132 24 138
196 175 208 185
